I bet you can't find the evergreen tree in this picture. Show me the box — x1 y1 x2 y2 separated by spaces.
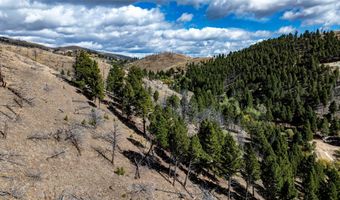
184 135 204 187
219 132 243 200
122 82 135 118
243 146 260 199
321 118 329 136
135 88 153 134
106 63 125 99
198 120 224 173
153 90 159 102
168 118 190 186
73 51 105 103
329 101 337 115
261 153 284 199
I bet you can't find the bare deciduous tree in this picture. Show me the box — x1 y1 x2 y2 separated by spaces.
65 126 83 156
107 119 120 167
89 108 102 128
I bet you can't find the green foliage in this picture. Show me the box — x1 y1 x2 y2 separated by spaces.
149 105 169 148
189 135 204 162
243 146 260 186
114 167 125 176
166 94 180 110
321 118 330 136
153 90 159 102
329 101 337 115
182 31 339 125
261 153 284 198
219 132 243 177
198 119 224 172
169 117 190 158
135 88 153 121
63 115 68 121
106 63 125 98
122 82 135 118
73 51 105 101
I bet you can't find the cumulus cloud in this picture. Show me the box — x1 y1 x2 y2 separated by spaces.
0 0 274 57
177 13 193 22
277 26 296 34
282 2 340 26
205 0 339 26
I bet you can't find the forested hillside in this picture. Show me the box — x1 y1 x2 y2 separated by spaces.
182 31 340 126
127 30 340 199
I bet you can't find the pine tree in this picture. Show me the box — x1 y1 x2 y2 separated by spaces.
106 63 125 99
73 51 105 103
261 153 284 199
153 90 159 102
198 120 224 173
184 135 204 187
329 101 337 115
243 146 260 199
135 88 153 134
149 105 169 149
219 133 243 200
321 118 329 136
168 118 189 186
122 82 135 119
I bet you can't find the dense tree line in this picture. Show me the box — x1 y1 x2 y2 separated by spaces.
102 31 340 199
178 31 340 127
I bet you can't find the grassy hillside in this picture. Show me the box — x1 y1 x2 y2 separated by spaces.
128 52 207 72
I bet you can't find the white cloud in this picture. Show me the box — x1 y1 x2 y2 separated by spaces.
282 2 340 26
0 0 274 57
177 13 193 22
277 26 296 34
205 0 340 26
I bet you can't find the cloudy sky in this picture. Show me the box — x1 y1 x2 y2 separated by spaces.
0 0 339 57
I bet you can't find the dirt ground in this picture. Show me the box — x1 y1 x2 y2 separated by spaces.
0 44 265 200
0 47 206 200
314 139 339 162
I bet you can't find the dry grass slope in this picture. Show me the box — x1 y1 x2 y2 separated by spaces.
0 47 207 199
128 52 208 72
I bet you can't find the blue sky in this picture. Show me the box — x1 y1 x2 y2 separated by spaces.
0 0 339 57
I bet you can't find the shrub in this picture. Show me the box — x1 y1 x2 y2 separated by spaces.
81 119 86 126
114 167 125 176
64 115 68 121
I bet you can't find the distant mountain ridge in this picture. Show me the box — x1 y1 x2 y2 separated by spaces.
0 36 132 61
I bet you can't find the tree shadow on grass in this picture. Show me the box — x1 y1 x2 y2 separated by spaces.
108 104 149 140
122 150 173 184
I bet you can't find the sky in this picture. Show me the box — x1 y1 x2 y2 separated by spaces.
0 0 339 57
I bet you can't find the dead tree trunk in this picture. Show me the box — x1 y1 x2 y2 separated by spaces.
172 159 178 186
168 155 173 177
184 159 192 187
141 142 154 164
245 177 249 200
111 121 118 167
0 122 8 139
228 176 231 200
252 184 255 198
134 158 141 179
143 117 146 135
